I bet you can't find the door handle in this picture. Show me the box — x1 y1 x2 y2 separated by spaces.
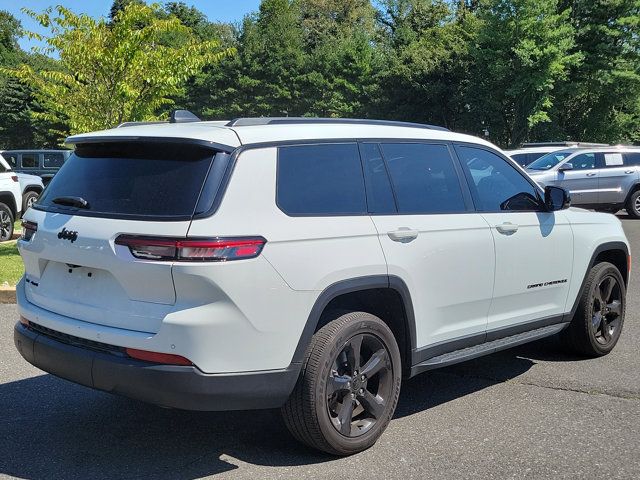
495 222 519 235
388 228 419 243
586 172 597 177
625 170 634 174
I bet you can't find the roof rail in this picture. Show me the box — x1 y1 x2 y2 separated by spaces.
116 121 167 128
225 117 450 132
521 141 609 148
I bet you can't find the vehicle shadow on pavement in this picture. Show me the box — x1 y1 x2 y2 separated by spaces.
0 337 564 479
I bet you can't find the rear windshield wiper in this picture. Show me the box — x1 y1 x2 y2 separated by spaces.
52 196 90 209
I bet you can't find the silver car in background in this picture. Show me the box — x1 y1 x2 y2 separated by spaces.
526 147 640 217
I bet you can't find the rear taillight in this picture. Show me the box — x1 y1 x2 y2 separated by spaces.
125 348 193 366
114 235 266 262
10 175 18 182
20 221 37 241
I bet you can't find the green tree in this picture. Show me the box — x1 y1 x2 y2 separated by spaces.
467 0 579 147
0 11 60 148
4 3 232 137
374 0 479 129
198 0 307 118
109 0 145 23
553 0 640 143
299 0 381 117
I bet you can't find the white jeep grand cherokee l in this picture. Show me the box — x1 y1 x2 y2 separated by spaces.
14 115 630 455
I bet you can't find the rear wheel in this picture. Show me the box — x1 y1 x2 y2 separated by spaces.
625 190 640 218
561 262 625 356
282 311 401 455
22 191 39 213
0 203 14 242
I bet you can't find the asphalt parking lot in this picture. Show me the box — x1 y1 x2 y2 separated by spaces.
1 216 639 480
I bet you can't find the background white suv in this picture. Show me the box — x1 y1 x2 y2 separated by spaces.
0 155 22 241
14 115 630 455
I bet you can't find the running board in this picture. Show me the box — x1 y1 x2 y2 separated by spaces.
411 323 568 376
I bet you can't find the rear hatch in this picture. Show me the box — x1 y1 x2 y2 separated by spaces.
18 141 228 334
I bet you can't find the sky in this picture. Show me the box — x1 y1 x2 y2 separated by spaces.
1 0 262 51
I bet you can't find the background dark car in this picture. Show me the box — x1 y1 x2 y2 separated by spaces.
1 150 72 185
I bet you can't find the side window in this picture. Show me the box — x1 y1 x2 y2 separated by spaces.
360 143 396 214
21 153 38 168
602 152 625 168
456 145 542 212
624 152 640 166
570 153 596 170
2 153 17 168
44 153 65 168
380 143 466 214
277 143 366 215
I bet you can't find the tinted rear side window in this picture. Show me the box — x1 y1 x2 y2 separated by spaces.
277 143 366 215
22 154 38 168
43 152 65 168
36 143 216 219
624 152 640 166
381 143 466 214
360 143 396 214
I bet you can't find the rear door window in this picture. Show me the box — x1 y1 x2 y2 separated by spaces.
36 142 218 219
43 152 65 168
602 152 625 168
380 143 466 214
21 153 38 168
277 143 366 215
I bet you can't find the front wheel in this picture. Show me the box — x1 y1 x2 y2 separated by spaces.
561 262 626 356
22 191 39 213
282 311 402 455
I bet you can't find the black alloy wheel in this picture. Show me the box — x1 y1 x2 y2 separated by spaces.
590 275 623 347
561 261 626 356
282 311 402 455
326 333 393 437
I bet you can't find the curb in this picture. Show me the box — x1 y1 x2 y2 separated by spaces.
0 287 16 304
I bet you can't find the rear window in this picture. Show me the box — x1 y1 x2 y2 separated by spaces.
277 143 366 215
36 143 217 219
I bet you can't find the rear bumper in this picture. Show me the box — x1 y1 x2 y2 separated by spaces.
14 322 299 411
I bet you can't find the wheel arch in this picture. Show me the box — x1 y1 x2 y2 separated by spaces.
22 184 43 195
291 275 416 377
566 241 630 320
624 182 640 205
0 191 18 218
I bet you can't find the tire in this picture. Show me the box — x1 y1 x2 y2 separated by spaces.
625 190 640 218
0 203 14 242
22 191 39 213
282 311 402 455
561 262 625 357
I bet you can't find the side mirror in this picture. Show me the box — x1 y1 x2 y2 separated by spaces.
545 186 571 211
558 162 573 172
